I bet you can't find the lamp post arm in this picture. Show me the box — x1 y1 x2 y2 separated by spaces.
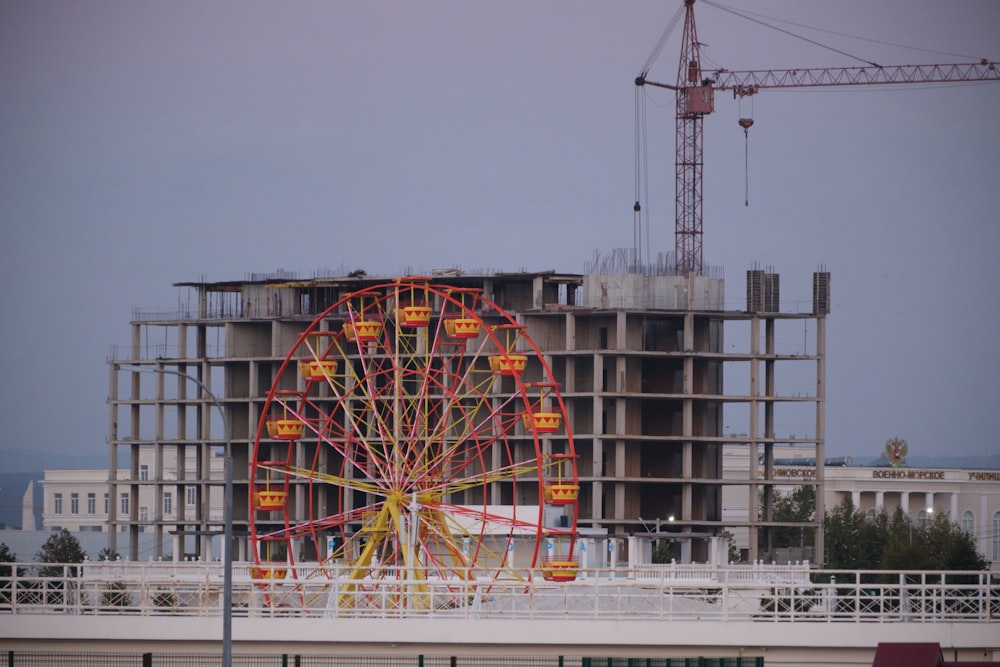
118 364 233 667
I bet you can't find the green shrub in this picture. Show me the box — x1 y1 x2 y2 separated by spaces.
102 580 132 608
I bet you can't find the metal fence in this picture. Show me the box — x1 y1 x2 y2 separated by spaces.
2 653 764 667
1 562 997 623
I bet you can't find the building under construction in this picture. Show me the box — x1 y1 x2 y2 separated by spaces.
107 263 830 568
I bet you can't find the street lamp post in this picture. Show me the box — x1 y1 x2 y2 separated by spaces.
120 365 233 667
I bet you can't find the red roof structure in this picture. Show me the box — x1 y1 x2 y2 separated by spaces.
872 643 996 667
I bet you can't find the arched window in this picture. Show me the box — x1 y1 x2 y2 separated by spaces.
917 509 932 528
961 510 974 536
866 509 876 523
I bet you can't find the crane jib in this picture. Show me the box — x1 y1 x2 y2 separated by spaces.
711 62 999 93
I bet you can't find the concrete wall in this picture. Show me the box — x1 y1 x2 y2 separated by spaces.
581 275 725 311
2 615 997 666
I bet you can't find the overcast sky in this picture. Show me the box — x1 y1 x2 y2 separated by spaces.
1 1 998 466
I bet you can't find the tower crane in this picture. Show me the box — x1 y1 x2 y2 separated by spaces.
636 0 1000 276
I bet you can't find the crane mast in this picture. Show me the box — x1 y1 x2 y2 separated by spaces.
638 0 1000 276
673 0 709 277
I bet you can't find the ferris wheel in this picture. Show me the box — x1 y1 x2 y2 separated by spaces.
248 278 579 610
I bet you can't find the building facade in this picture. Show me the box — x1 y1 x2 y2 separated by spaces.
40 452 222 559
827 464 1000 563
41 469 109 533
723 443 1000 565
106 268 829 564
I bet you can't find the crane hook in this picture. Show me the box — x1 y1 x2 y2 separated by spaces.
738 118 753 206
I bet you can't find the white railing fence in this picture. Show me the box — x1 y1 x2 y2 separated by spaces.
1 562 996 623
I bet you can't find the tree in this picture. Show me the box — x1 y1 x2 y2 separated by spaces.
651 541 672 564
881 508 932 571
0 542 16 570
101 579 132 609
762 485 816 552
923 513 987 572
0 542 18 580
824 501 987 573
97 546 120 562
824 497 868 569
36 529 87 577
0 543 19 606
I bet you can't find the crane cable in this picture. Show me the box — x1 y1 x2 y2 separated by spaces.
632 3 684 272
701 0 880 68
633 5 683 272
704 0 987 62
743 120 750 207
739 95 754 207
633 84 646 271
639 3 685 78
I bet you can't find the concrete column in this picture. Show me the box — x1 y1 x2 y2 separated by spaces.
901 491 910 517
924 492 934 514
682 313 694 527
980 494 989 559
591 469 603 523
814 314 826 566
708 536 719 567
108 365 120 556
615 476 625 521
748 316 760 562
875 491 884 511
579 539 591 572
627 536 639 574
592 357 604 522
532 276 544 309
950 493 959 521
851 490 861 509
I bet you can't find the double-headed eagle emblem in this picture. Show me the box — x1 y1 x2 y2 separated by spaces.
883 437 908 468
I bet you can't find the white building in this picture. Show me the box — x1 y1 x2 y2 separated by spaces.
39 441 998 567
826 464 1000 563
723 443 1000 566
40 447 224 560
41 469 109 533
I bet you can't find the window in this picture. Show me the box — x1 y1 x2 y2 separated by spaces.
917 509 932 528
139 506 149 523
120 493 130 516
164 492 173 516
70 493 79 515
104 493 109 514
993 512 1000 562
54 493 63 515
186 486 196 506
140 464 149 481
87 493 96 514
962 510 974 536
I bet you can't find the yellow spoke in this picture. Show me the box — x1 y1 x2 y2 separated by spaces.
257 464 387 497
427 457 556 498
